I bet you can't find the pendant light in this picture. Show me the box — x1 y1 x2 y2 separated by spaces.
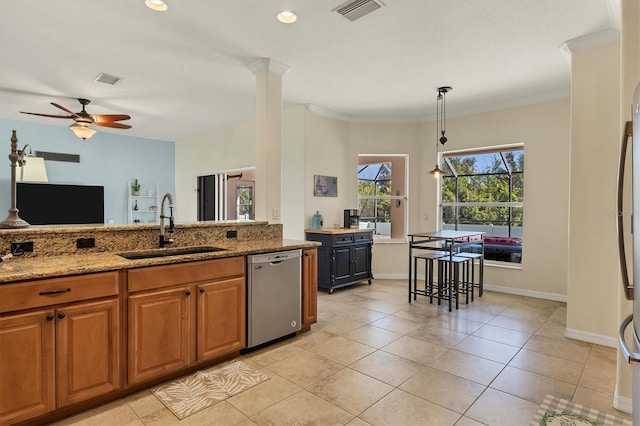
430 86 452 177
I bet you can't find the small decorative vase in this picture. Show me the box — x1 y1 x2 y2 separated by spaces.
132 191 139 196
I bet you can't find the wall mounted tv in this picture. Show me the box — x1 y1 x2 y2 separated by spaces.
17 183 105 225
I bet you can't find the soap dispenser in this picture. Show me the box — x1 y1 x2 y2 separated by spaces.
311 211 323 230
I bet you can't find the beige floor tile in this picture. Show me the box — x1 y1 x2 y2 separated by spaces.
359 389 460 426
346 324 403 348
307 335 377 365
453 335 520 364
430 349 505 386
508 348 584 384
226 375 302 416
535 322 567 340
382 335 448 364
466 388 539 426
407 324 468 348
455 416 486 426
340 306 389 323
351 299 406 315
266 350 344 388
449 306 498 323
347 417 373 425
547 306 568 325
579 364 616 394
234 418 259 426
317 315 368 335
307 367 394 416
124 391 165 419
54 400 142 426
139 407 183 425
425 314 485 334
491 366 576 404
399 366 485 414
523 334 592 363
349 350 424 386
487 313 544 334
573 387 631 420
370 314 423 334
243 340 305 367
392 302 443 322
472 323 531 347
250 390 354 426
586 344 617 369
291 328 338 350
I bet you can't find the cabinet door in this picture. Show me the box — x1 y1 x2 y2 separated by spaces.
302 249 318 327
332 247 352 284
56 299 120 407
0 310 55 425
197 277 245 361
128 287 193 384
352 244 371 280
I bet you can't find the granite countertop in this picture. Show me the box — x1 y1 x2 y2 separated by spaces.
0 239 320 284
304 228 374 235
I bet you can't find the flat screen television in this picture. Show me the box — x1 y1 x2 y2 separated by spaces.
17 183 105 225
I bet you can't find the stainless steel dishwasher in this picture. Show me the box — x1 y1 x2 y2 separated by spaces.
246 249 301 348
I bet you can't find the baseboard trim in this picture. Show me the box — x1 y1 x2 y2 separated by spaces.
564 327 617 348
613 390 633 414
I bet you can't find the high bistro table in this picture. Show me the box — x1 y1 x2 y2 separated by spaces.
407 231 484 309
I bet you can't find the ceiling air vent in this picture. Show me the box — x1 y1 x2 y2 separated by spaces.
334 0 385 21
94 72 121 85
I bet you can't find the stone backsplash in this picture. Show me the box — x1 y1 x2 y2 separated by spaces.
0 221 282 258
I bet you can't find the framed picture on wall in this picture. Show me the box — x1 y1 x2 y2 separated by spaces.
314 175 337 197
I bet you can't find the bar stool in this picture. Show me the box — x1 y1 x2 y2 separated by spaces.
456 252 484 298
437 255 472 311
412 251 448 303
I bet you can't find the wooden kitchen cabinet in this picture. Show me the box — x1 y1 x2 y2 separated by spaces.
197 277 245 361
0 272 120 425
302 248 318 328
127 257 245 386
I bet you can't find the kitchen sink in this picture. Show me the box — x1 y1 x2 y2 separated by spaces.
117 246 227 260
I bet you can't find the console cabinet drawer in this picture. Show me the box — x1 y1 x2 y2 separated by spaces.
0 272 119 314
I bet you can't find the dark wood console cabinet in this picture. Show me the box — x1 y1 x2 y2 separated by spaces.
305 229 374 294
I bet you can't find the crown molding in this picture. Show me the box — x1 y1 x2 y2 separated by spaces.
247 58 290 76
560 28 620 57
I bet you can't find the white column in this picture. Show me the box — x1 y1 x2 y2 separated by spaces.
248 58 289 223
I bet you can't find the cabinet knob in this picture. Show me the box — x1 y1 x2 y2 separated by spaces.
57 313 66 319
46 314 54 321
185 290 192 296
199 288 205 294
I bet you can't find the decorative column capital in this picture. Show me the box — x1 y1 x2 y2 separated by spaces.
247 58 290 76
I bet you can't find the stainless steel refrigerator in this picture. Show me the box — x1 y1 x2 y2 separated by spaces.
618 82 640 425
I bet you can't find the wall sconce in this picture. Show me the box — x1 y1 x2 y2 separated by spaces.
430 86 452 178
0 130 48 228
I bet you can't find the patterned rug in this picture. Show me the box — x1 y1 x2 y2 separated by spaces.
152 361 270 419
531 394 632 426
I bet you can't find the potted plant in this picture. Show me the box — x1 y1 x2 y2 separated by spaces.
132 178 141 196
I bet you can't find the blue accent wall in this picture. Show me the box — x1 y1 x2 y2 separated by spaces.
0 119 175 225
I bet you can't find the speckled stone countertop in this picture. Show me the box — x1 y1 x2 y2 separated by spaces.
304 228 375 235
0 222 320 283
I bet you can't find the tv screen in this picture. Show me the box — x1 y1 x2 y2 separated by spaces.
17 183 105 225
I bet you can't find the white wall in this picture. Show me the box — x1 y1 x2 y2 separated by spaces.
174 121 255 222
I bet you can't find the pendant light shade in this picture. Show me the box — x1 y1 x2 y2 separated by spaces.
431 86 452 178
69 123 97 140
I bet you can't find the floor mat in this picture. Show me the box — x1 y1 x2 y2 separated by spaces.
531 394 631 426
152 360 270 420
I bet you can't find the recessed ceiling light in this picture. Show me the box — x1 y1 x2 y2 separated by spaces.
277 10 297 23
145 0 168 12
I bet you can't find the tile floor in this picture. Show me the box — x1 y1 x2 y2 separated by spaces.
53 279 631 426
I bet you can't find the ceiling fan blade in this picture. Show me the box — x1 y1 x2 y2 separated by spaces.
93 121 131 129
20 111 74 119
51 102 79 117
92 114 131 122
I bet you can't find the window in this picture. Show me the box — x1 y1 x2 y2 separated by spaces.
440 146 524 263
357 155 407 240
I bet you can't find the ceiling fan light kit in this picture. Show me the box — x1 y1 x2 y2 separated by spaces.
145 0 168 11
20 98 131 141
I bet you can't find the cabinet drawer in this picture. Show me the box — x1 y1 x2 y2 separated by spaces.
128 256 245 293
0 272 119 314
332 234 354 245
354 232 373 243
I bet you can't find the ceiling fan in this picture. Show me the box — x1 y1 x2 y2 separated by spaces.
20 98 131 140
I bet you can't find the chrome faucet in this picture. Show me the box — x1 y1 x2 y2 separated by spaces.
159 192 175 247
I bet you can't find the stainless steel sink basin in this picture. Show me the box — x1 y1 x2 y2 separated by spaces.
117 246 227 260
